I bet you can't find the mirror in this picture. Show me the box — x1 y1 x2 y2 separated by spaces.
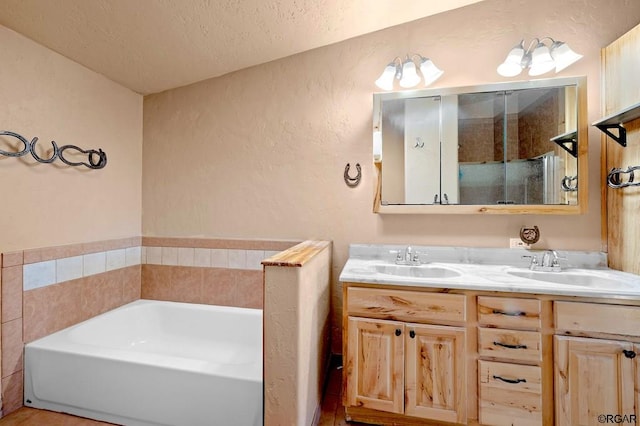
373 76 587 214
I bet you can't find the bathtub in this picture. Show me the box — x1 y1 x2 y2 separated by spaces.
24 299 263 426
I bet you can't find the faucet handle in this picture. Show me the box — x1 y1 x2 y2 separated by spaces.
389 249 401 259
521 254 538 267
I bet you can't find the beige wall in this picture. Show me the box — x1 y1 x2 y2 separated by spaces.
264 241 331 426
0 25 142 253
142 0 640 352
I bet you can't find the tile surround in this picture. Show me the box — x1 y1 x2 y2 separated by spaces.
143 246 279 270
10 244 294 292
0 236 296 417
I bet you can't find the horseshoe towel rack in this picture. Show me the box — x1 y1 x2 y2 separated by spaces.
344 163 361 188
0 130 107 169
607 165 640 189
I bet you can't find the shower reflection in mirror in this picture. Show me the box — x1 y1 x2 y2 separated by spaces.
374 78 581 206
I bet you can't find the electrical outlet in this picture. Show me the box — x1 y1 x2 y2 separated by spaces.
509 238 530 249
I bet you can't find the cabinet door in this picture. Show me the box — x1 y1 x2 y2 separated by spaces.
405 323 466 424
555 336 636 426
345 317 404 414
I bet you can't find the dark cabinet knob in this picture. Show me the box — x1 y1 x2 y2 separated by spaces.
623 349 636 359
395 329 401 336
409 330 416 339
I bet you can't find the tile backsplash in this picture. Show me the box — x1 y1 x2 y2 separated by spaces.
143 246 279 270
23 247 142 291
20 245 279 291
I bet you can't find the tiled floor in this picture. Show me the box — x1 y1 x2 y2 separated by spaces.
0 356 367 426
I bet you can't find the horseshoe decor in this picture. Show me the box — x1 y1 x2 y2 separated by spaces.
0 130 107 169
344 163 361 188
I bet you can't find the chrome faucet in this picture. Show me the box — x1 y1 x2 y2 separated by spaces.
522 250 562 272
541 250 560 268
391 246 422 265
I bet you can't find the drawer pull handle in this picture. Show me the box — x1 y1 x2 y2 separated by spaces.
623 349 636 359
395 329 402 336
493 375 526 384
493 341 527 350
409 330 416 339
492 309 525 317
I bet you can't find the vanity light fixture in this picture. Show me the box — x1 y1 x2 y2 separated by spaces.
375 54 443 91
497 38 583 77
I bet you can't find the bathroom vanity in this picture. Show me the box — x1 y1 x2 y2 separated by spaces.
340 245 640 426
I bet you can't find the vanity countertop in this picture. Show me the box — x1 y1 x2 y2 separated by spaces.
339 245 640 299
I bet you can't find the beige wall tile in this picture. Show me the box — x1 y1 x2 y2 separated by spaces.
122 265 142 302
23 280 84 343
201 268 237 306
2 370 23 415
235 270 264 309
1 319 23 378
141 264 173 301
1 251 24 268
1 266 23 322
23 244 84 265
169 266 203 303
81 273 121 318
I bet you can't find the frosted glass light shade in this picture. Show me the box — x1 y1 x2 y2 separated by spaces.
419 58 444 86
399 60 420 88
497 43 525 77
375 64 398 91
551 41 583 72
528 42 555 76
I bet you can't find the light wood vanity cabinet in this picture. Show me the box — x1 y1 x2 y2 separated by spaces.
343 284 640 426
344 287 467 424
554 301 640 426
477 296 548 426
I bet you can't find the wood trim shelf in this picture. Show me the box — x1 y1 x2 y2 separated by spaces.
593 100 640 147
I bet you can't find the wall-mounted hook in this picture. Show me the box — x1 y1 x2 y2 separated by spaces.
344 163 361 188
414 137 425 148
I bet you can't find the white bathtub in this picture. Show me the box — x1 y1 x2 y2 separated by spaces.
24 299 263 426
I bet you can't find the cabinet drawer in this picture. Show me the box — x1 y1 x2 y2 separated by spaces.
478 296 541 329
478 328 542 363
478 360 542 426
347 287 466 323
555 301 640 337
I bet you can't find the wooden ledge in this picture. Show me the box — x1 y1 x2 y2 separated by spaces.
262 240 331 267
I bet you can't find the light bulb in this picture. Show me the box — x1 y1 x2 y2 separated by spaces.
419 58 444 86
497 41 525 77
550 41 583 72
528 42 555 76
375 63 398 91
399 60 420 88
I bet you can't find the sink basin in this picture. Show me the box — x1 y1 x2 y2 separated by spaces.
507 270 623 287
374 264 461 279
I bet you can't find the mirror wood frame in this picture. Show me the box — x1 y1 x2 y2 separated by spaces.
372 76 588 215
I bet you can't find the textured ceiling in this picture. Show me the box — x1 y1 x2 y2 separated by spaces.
0 0 482 95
